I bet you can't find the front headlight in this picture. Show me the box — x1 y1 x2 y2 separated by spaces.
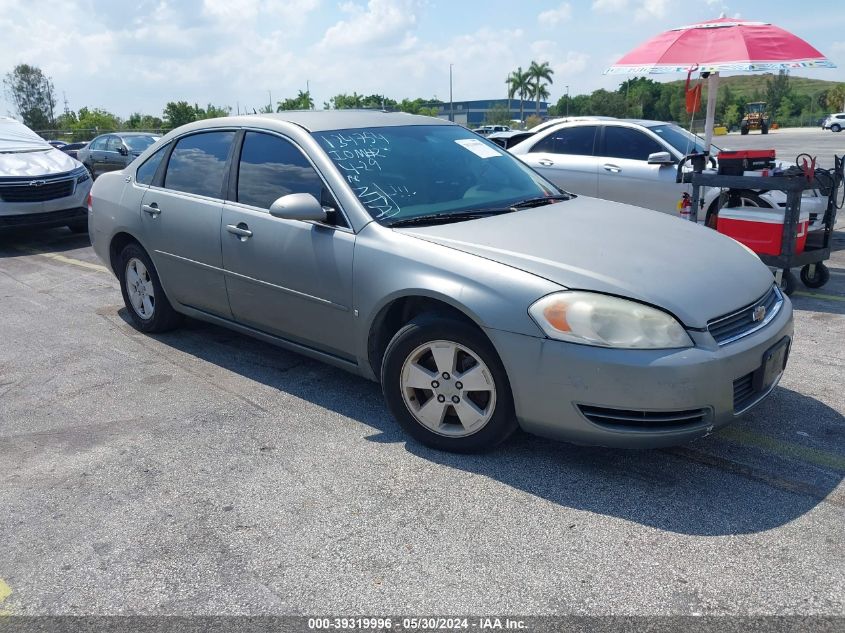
73 167 90 185
528 291 693 349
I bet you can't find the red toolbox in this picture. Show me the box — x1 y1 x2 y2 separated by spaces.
717 149 776 176
717 207 809 256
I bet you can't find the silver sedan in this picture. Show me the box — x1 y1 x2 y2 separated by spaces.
89 112 793 452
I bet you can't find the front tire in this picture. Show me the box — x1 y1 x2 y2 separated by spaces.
118 242 182 333
381 315 518 453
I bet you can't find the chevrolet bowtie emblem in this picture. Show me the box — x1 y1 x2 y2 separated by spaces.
28 179 46 187
752 305 766 322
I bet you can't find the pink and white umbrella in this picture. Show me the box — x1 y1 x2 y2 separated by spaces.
606 17 836 150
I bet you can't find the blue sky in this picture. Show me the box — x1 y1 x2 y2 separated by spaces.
1 0 843 119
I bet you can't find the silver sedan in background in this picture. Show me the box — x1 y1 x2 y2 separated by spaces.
89 112 792 453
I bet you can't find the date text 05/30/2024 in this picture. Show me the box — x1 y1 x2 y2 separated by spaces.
307 617 527 630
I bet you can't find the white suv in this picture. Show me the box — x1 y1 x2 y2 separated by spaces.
0 117 92 232
822 113 845 132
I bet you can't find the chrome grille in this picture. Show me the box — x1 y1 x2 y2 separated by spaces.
0 175 75 203
708 286 782 346
577 405 709 429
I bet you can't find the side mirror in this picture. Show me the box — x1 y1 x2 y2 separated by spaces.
647 151 674 165
269 193 328 222
118 146 129 156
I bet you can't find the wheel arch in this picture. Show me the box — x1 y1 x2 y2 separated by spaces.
108 231 144 275
365 291 493 384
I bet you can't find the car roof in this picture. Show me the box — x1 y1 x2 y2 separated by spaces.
172 111 451 135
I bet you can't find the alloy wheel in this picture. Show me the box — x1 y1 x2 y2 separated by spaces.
399 340 497 437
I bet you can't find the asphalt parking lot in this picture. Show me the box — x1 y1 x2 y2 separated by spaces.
0 128 843 618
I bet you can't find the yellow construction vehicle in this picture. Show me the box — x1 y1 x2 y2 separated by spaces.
740 101 770 135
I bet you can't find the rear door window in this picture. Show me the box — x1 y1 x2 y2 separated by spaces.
164 131 235 198
601 126 664 161
531 126 597 156
90 137 107 151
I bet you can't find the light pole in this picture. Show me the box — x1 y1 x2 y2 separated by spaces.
449 63 454 122
566 85 570 117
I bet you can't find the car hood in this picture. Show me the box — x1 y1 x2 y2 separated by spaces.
0 146 80 177
395 197 775 328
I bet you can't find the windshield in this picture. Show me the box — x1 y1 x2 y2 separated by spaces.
313 125 561 224
647 124 719 157
124 136 158 151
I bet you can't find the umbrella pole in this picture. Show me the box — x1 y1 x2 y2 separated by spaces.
703 71 720 154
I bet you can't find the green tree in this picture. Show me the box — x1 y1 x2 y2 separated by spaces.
528 61 554 115
766 70 791 114
588 89 626 118
277 90 314 111
200 104 231 119
126 112 164 129
3 63 56 130
163 101 198 128
723 104 741 128
776 97 795 124
68 107 121 141
827 84 845 112
506 67 531 126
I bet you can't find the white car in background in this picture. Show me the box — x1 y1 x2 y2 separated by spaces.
0 117 92 232
509 118 828 229
822 113 845 132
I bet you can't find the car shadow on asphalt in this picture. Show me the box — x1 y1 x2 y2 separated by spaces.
0 226 90 257
140 312 845 539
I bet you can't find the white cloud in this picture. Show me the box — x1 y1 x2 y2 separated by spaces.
319 0 419 49
538 3 572 26
635 0 670 22
592 0 628 11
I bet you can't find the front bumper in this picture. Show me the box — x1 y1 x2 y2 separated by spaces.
0 178 91 230
486 296 794 448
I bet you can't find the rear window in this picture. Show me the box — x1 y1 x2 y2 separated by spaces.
164 131 234 198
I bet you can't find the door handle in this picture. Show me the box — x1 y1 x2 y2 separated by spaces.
227 223 253 238
603 164 622 173
142 203 161 216
538 158 555 167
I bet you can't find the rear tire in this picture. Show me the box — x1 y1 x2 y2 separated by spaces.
381 314 518 453
832 124 842 133
118 242 182 333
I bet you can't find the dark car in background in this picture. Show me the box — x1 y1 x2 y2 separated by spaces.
60 141 88 160
78 132 160 179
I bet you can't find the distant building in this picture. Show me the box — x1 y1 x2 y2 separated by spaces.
434 99 549 127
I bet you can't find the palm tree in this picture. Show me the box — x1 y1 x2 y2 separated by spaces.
297 90 315 110
506 67 531 127
528 61 554 115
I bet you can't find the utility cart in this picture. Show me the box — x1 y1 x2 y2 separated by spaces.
683 154 843 296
